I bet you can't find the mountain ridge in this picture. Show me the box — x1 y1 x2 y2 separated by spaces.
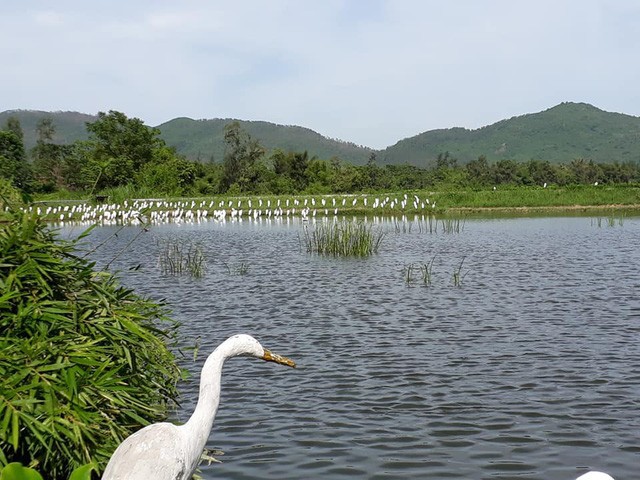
2 102 639 166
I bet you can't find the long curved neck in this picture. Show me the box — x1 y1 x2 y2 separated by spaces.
183 347 228 456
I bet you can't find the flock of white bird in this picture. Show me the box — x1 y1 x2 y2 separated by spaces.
21 194 437 226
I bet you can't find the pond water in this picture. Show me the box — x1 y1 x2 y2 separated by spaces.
63 215 640 479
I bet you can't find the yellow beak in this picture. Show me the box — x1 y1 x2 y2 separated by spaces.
263 349 296 368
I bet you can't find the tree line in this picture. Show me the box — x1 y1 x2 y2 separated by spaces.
2 111 639 198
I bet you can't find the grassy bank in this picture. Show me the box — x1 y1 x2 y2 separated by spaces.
436 184 640 210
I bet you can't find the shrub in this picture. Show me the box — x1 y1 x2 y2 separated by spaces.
0 211 181 478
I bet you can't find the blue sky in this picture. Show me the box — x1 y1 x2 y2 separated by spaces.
2 0 639 149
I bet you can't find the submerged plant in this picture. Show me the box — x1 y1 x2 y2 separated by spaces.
303 221 384 257
404 263 415 284
441 217 465 234
420 256 436 286
453 256 468 286
222 260 250 275
404 256 436 286
592 214 625 228
158 237 206 277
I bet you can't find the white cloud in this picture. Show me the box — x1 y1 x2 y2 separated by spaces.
33 11 65 27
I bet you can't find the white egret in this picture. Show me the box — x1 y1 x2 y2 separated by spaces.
102 334 295 480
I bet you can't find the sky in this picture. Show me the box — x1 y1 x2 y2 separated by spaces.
2 0 640 149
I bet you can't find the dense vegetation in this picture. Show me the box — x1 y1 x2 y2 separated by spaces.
1 111 639 201
0 210 181 478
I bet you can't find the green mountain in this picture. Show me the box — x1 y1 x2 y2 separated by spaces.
381 102 640 166
2 102 640 166
0 110 95 148
156 117 373 164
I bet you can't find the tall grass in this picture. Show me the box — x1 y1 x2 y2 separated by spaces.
158 238 206 277
302 220 385 257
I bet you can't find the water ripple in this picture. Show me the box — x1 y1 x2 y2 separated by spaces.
73 216 640 479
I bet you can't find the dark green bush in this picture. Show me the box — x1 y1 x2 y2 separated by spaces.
0 211 181 478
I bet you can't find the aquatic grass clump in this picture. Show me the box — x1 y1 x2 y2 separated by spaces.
158 238 206 277
303 220 385 257
404 256 436 286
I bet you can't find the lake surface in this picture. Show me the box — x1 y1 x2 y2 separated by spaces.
63 215 640 479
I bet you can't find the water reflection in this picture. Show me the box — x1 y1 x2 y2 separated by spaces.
69 216 640 480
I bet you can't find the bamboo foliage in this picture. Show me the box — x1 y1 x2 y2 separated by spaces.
0 211 181 478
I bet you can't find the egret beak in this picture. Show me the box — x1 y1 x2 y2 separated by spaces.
263 349 296 368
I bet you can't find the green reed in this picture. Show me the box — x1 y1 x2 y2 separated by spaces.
592 214 625 228
441 217 465 234
303 220 385 257
222 260 250 275
420 256 436 286
453 256 467 287
404 255 436 286
404 263 415 284
158 238 206 277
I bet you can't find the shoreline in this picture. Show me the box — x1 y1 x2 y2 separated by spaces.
446 203 640 214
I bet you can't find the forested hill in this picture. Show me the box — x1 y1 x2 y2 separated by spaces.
2 102 640 166
0 110 95 148
382 102 640 166
156 117 373 165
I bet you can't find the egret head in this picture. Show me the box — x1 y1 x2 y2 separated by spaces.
227 334 296 368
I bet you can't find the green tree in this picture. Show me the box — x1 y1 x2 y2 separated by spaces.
568 158 602 184
84 111 163 188
363 152 381 190
32 144 74 192
0 130 31 192
465 155 491 186
31 118 68 191
492 159 519 185
220 121 266 192
36 118 55 143
305 158 331 192
136 148 198 196
4 117 24 143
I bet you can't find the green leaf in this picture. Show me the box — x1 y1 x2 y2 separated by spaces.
0 463 44 480
10 411 19 450
68 463 95 480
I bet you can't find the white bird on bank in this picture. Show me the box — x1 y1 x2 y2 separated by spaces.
102 334 295 480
